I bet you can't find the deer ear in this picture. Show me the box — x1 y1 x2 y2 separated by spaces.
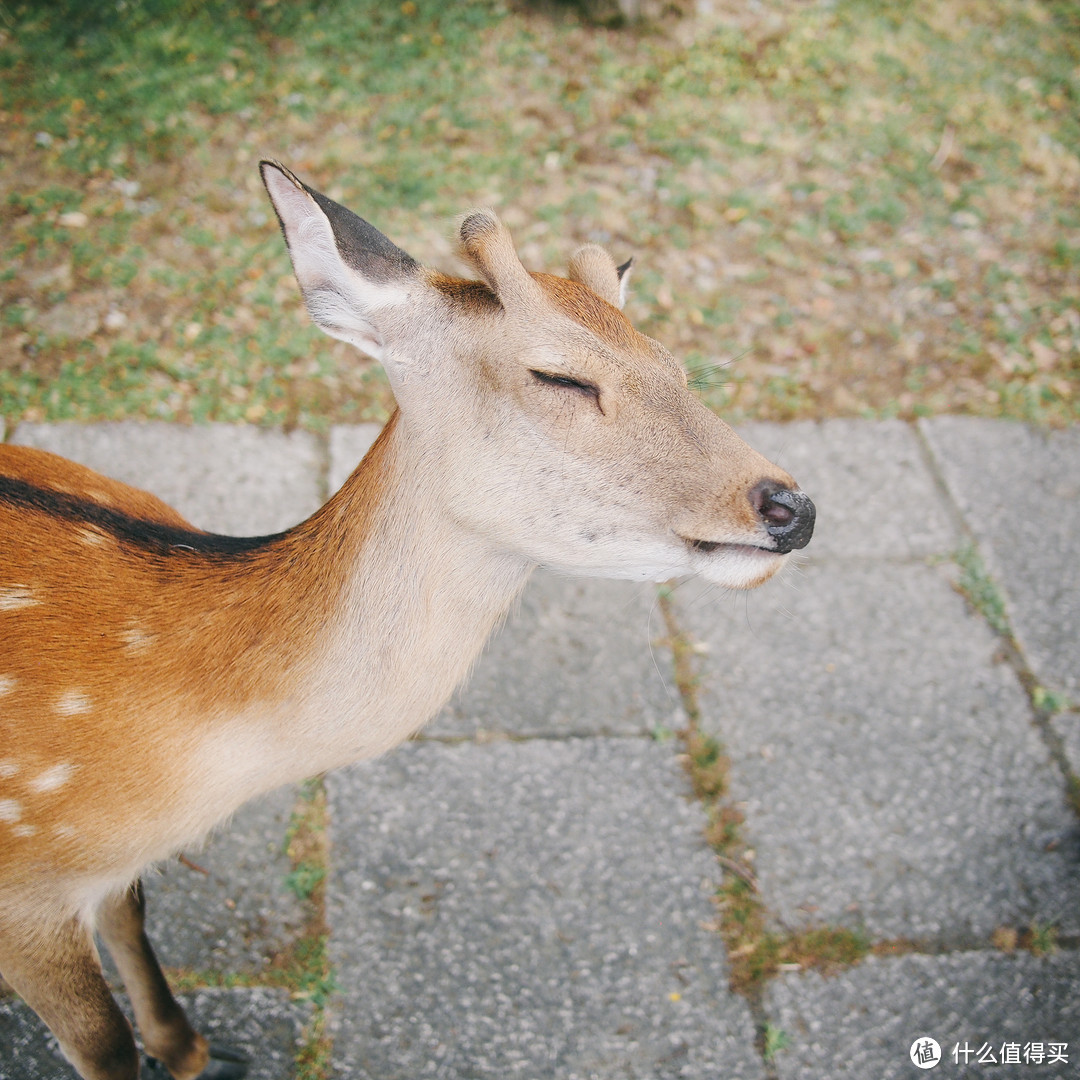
567 245 633 310
260 160 419 361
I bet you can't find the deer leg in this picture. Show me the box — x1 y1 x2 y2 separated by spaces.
0 908 139 1080
97 882 248 1080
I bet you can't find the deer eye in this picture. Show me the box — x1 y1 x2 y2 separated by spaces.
529 369 600 400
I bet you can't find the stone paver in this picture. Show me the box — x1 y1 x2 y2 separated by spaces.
431 570 682 738
765 951 1080 1080
921 417 1080 701
326 739 764 1080
675 561 1080 941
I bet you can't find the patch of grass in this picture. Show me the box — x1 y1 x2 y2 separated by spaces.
954 542 1011 636
1 1 502 179
1066 775 1080 821
2 0 1078 429
285 863 327 903
718 876 781 995
683 729 728 800
783 926 871 972
716 872 871 995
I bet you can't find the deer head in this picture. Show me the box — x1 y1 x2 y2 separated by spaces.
261 161 814 589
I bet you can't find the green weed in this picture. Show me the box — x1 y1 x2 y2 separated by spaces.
763 1023 790 1062
1025 922 1058 957
1032 685 1073 716
955 543 1011 636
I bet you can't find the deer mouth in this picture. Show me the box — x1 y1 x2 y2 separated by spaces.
683 537 782 557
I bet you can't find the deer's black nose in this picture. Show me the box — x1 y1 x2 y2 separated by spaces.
750 481 816 554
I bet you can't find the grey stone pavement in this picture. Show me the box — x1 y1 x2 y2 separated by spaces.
1 417 1078 1079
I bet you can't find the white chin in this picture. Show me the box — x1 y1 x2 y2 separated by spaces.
539 540 786 589
695 545 788 590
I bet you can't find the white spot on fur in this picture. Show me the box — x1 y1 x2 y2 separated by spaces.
78 527 110 547
0 761 18 779
0 799 22 823
120 625 154 653
30 764 74 793
55 690 92 716
53 824 78 839
0 585 39 612
0 675 15 697
12 824 36 838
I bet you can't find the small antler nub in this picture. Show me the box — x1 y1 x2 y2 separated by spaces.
458 210 541 309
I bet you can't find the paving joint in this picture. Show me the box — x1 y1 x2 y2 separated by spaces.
414 728 664 745
914 422 1080 824
656 586 786 1079
313 429 333 507
911 418 983 545
279 779 335 1080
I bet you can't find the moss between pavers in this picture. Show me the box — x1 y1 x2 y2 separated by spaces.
950 543 1080 825
656 589 869 998
658 580 1069 1031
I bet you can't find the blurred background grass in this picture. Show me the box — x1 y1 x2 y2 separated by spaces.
1 0 1077 431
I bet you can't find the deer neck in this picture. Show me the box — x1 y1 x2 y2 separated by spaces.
230 410 534 783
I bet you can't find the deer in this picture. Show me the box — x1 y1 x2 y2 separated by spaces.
0 161 815 1079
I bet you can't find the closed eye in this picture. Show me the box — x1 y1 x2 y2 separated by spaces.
529 369 600 400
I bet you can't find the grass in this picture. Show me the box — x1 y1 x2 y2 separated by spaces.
762 1022 790 1063
1 0 1078 428
1032 684 1074 715
954 542 1011 635
715 866 872 997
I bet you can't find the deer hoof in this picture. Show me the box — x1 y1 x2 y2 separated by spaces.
146 1043 250 1080
197 1044 251 1079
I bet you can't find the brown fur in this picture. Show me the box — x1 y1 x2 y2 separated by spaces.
532 272 642 352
